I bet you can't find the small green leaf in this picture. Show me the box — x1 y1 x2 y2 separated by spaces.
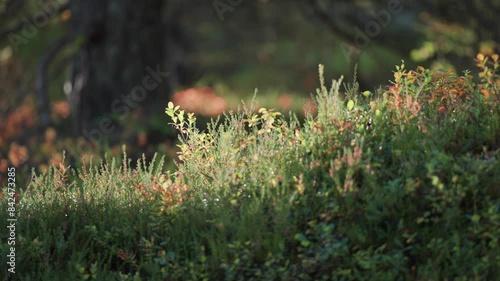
168 101 174 109
347 100 355 110
471 214 481 222
166 251 176 261
178 110 184 122
294 233 311 247
362 91 372 97
90 263 97 274
431 175 439 186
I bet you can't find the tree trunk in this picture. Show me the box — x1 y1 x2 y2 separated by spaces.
68 0 167 135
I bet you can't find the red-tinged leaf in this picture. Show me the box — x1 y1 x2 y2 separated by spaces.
343 122 354 129
481 89 491 100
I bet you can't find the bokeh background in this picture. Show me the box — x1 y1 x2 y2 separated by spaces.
1 0 499 186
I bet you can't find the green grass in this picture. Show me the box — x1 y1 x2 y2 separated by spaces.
1 59 500 280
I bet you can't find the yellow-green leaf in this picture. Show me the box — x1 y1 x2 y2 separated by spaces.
347 100 354 110
178 110 184 122
471 214 481 222
362 91 372 97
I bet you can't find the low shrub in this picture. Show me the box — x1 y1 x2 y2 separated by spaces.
1 54 499 280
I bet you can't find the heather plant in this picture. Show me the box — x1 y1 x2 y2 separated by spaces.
1 55 499 280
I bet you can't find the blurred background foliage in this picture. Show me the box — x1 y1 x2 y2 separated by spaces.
1 0 499 186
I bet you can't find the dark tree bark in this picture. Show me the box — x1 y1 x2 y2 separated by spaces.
68 0 167 134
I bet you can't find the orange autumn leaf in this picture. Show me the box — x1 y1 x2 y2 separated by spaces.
8 143 28 167
481 89 491 100
0 159 7 173
60 9 71 21
2 104 35 140
137 131 147 147
45 127 57 144
52 101 70 119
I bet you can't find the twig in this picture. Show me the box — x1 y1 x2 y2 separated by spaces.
0 0 25 26
47 53 76 84
0 2 68 39
303 0 407 61
305 0 357 46
36 34 72 127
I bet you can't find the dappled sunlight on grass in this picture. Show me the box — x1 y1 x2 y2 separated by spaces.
1 55 500 280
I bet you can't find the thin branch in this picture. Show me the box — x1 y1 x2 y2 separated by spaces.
0 2 69 39
305 0 358 47
48 53 76 83
36 34 72 127
70 53 88 136
0 0 25 26
464 1 499 43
